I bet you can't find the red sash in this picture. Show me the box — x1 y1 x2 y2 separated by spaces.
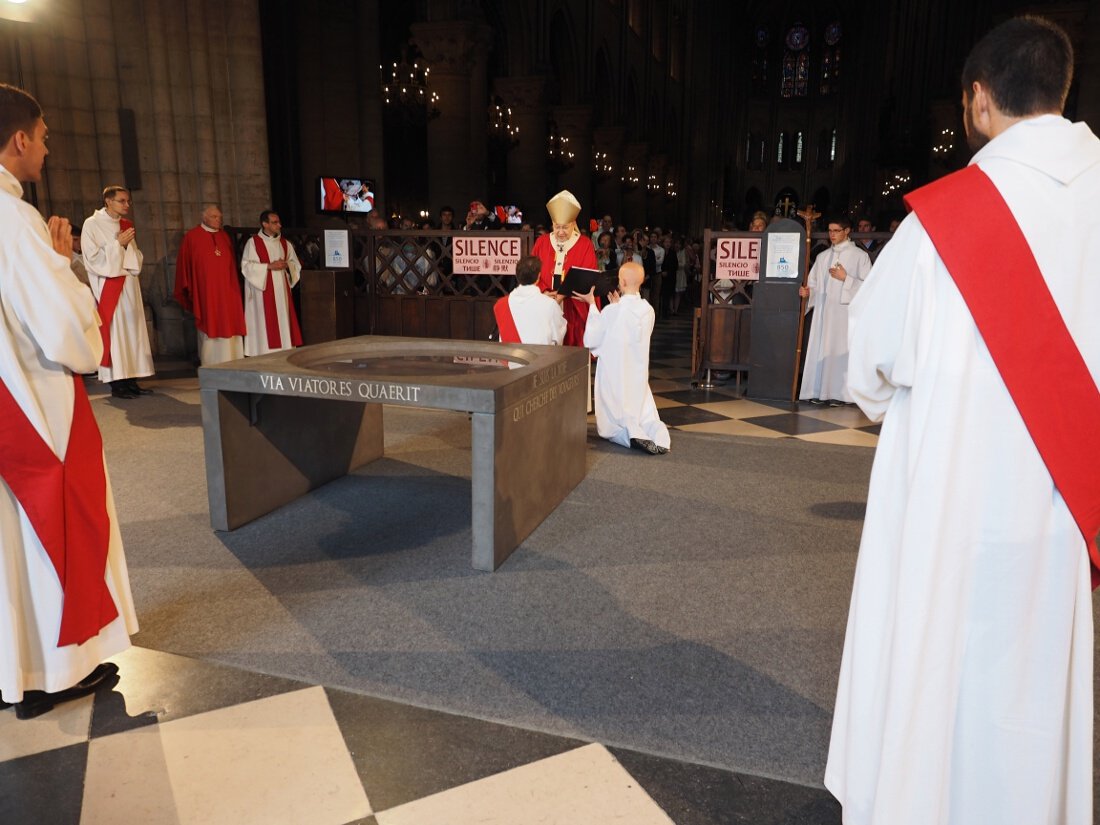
0 375 118 646
96 277 127 367
906 165 1100 582
494 296 521 343
252 235 302 349
96 218 135 368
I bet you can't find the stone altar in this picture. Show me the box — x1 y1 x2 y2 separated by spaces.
198 336 589 571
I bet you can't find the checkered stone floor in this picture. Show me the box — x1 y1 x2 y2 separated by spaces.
648 314 880 448
1 647 841 825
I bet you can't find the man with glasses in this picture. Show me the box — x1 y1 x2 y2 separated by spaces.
797 216 871 405
83 185 154 398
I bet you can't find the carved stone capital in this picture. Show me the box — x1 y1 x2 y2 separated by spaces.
494 75 549 112
411 21 493 75
550 104 593 137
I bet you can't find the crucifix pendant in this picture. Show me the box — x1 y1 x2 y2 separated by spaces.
214 248 222 256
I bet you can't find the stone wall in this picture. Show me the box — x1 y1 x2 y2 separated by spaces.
0 0 271 358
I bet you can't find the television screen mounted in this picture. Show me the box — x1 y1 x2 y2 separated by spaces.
319 177 376 214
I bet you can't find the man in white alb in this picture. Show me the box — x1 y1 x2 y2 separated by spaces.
825 16 1100 825
241 210 303 356
577 261 670 455
797 216 871 405
83 185 154 398
0 83 137 719
494 255 566 345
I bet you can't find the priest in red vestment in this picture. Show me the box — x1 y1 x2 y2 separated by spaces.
532 190 598 348
174 204 246 365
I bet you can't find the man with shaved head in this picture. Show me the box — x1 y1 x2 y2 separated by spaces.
174 204 247 365
576 261 670 454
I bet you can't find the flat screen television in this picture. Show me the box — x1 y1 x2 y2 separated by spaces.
318 177 376 214
494 205 523 224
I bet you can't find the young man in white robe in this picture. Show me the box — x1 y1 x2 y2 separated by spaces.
797 217 871 405
577 261 670 455
241 210 303 356
825 17 1099 825
82 185 154 399
0 84 138 719
494 255 567 345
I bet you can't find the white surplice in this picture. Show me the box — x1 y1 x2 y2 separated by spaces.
0 166 138 702
798 239 871 402
508 284 567 345
826 115 1100 825
583 293 670 449
241 232 302 356
82 207 153 383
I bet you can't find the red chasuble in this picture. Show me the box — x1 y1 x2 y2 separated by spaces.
174 226 246 338
493 295 521 343
532 233 599 348
906 165 1100 584
0 376 117 646
251 235 303 349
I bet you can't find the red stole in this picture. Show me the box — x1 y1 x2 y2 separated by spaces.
494 296 521 343
905 165 1100 584
251 235 302 349
0 375 118 646
95 218 134 368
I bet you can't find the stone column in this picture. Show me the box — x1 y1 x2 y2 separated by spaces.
620 142 649 229
413 21 491 213
551 104 593 214
495 75 549 211
592 125 624 223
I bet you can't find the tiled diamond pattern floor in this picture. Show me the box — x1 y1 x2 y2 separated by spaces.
0 647 841 824
647 314 880 448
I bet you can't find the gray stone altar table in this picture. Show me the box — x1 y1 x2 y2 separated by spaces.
198 336 589 570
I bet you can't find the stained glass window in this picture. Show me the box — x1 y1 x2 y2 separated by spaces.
794 132 804 167
777 132 787 166
795 52 809 97
781 52 796 98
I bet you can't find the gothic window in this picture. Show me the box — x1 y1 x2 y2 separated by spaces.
782 24 810 99
751 26 769 94
820 21 842 95
818 128 834 169
747 133 767 170
781 52 796 98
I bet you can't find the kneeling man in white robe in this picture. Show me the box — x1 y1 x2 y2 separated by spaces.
577 261 670 454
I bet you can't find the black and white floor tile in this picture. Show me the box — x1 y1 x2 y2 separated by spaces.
648 313 880 448
5 318 865 824
0 646 841 825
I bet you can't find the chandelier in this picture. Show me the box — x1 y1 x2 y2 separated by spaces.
593 149 613 178
546 120 575 171
488 97 519 150
380 48 440 118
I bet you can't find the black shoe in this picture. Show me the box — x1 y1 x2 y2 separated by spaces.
110 382 137 399
14 662 120 720
630 437 663 455
125 379 153 395
827 399 845 407
807 398 825 405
